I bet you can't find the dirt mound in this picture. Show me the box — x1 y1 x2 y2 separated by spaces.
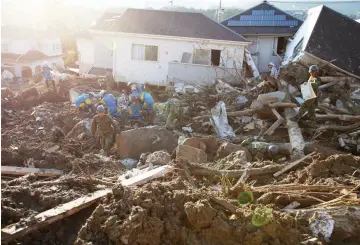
1 174 90 228
74 179 315 245
279 154 360 185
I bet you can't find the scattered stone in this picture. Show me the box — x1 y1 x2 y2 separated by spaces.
176 145 207 163
146 151 171 166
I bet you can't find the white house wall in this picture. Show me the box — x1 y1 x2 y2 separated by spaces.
76 38 94 67
38 38 62 56
112 35 246 86
1 39 36 54
283 5 323 65
245 36 281 72
93 36 113 69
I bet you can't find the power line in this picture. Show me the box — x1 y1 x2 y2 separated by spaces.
269 0 360 3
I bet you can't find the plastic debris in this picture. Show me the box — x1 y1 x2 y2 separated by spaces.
120 159 138 170
237 191 254 205
251 207 273 227
309 211 334 242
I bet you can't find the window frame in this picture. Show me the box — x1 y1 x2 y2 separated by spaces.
193 48 211 65
131 44 159 62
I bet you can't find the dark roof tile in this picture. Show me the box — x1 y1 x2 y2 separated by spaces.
92 9 248 42
305 6 360 77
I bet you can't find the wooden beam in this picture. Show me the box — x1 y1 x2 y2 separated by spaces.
1 166 63 177
273 152 316 177
1 165 173 242
315 114 360 122
264 108 284 136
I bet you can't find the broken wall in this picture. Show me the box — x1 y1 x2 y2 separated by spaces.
111 35 246 86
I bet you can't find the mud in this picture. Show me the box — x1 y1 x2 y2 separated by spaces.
1 174 91 228
278 154 360 185
73 178 318 245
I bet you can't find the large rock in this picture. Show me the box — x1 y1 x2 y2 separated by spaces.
176 145 207 163
116 126 177 159
216 142 251 161
146 150 171 166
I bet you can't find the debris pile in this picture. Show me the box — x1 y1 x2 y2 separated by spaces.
1 60 360 245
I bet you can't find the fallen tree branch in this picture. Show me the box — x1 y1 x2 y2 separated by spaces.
253 184 353 193
188 163 285 178
316 122 360 132
273 152 316 177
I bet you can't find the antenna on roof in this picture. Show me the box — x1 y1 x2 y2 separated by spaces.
169 0 173 10
216 0 224 22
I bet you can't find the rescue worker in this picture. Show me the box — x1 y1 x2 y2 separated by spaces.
128 84 142 120
240 137 281 161
100 90 120 119
140 89 154 123
41 62 56 91
295 65 327 122
268 62 279 80
166 93 183 130
91 105 116 156
75 93 93 112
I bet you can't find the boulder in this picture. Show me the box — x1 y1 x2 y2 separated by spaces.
176 145 207 163
116 126 177 159
216 142 251 161
146 151 171 166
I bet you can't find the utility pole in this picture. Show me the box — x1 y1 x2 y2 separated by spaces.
169 0 174 10
217 0 224 22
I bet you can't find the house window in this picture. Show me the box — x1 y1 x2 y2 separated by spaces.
53 44 56 51
276 37 286 55
211 49 221 66
292 38 304 59
2 43 9 52
181 52 192 63
56 43 61 49
193 49 221 66
131 44 158 61
193 49 210 65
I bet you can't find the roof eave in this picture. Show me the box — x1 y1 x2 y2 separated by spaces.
90 29 250 45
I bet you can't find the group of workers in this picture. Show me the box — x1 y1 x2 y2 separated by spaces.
88 63 325 158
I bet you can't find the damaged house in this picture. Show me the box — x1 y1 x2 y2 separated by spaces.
86 9 249 86
221 0 302 72
283 5 360 79
1 26 64 79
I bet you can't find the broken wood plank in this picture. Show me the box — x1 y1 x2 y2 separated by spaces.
227 109 256 117
264 108 284 136
1 166 63 177
189 163 285 178
1 165 173 242
315 114 360 122
273 152 316 177
268 102 297 108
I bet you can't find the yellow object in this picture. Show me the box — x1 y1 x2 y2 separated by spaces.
143 102 148 109
129 108 133 115
85 98 91 105
100 99 105 104
79 103 85 108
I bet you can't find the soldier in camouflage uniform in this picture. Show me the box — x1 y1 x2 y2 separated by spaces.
240 137 280 161
165 93 183 130
295 65 323 121
91 105 116 156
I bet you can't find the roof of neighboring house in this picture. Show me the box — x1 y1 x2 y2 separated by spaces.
91 9 248 42
1 50 61 62
305 6 360 77
2 25 60 39
75 30 93 39
87 66 111 76
222 0 302 35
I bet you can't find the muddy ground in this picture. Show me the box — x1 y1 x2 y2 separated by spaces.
1 81 359 245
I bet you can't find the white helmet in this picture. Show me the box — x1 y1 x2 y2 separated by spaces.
99 90 106 96
268 62 275 67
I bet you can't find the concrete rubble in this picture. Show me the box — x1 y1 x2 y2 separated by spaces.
1 61 360 245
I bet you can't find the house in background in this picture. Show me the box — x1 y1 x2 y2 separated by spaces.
283 5 360 79
1 26 64 78
221 0 302 72
88 8 249 86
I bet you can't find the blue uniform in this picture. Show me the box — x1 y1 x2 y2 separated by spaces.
140 92 154 112
103 94 119 117
42 66 53 81
128 91 142 120
75 93 90 107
